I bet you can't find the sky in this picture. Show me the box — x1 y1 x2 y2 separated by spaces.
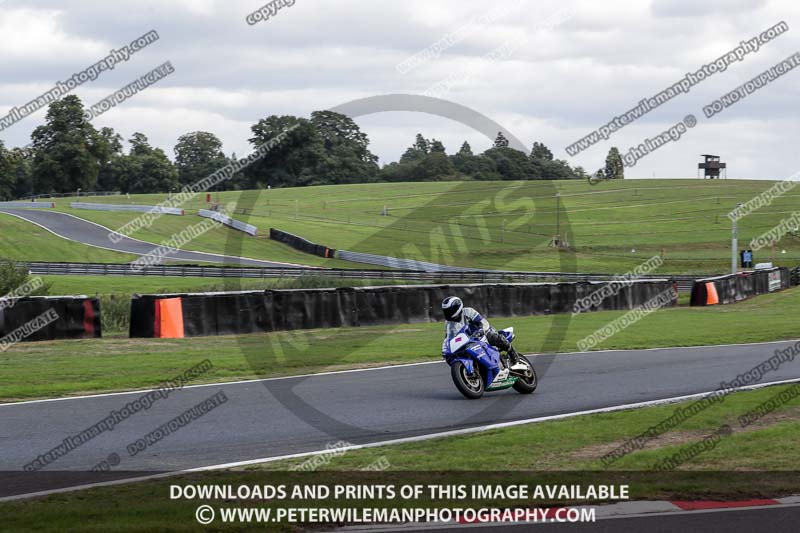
0 0 799 179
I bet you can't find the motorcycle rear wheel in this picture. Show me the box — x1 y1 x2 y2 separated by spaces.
451 362 484 399
512 356 538 394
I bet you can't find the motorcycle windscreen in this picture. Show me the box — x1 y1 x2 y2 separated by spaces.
448 334 471 353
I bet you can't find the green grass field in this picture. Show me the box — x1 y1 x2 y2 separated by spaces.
0 213 135 263
3 383 799 532
40 274 415 297
2 179 798 273
2 286 797 401
8 179 790 274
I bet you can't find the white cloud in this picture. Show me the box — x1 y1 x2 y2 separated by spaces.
0 0 798 178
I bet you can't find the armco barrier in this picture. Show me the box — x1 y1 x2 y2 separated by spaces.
336 250 476 272
690 267 790 306
0 201 55 208
270 228 335 258
20 261 703 292
0 296 101 344
71 202 184 215
129 280 676 338
199 209 257 236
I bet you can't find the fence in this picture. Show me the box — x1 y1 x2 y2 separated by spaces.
71 202 184 215
690 268 790 306
198 209 257 236
270 229 335 258
129 280 677 338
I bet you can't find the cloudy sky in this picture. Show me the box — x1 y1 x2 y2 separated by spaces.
0 0 798 179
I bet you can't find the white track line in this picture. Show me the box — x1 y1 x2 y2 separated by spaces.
2 338 798 407
2 376 800 503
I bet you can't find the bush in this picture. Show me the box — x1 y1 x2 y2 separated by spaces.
99 294 131 334
0 258 51 297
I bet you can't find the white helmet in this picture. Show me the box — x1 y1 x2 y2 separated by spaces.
442 296 463 321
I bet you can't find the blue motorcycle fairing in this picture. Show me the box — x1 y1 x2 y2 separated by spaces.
451 356 475 375
444 325 503 387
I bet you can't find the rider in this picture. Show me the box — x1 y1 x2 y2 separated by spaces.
441 296 521 365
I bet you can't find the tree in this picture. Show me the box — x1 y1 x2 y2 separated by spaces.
115 133 179 193
481 147 536 180
529 140 573 179
94 127 124 191
30 95 104 194
493 131 509 148
174 131 228 189
604 147 624 180
309 111 379 184
429 139 446 153
414 152 456 181
451 141 480 176
0 141 14 200
530 142 553 161
400 133 430 164
572 166 589 180
246 115 322 189
413 134 430 154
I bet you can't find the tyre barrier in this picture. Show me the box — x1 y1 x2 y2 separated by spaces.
690 267 790 306
269 228 335 258
0 296 101 345
129 280 677 338
198 209 257 236
791 266 800 286
71 202 184 215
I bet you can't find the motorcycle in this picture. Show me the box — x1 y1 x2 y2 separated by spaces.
442 325 538 399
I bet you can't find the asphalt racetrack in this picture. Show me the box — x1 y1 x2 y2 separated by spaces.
0 208 303 267
2 340 798 498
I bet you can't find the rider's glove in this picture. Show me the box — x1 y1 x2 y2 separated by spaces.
472 328 485 339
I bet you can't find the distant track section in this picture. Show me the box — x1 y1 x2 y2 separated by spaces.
0 208 308 268
22 262 703 292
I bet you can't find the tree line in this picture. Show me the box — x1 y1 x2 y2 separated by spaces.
0 95 624 199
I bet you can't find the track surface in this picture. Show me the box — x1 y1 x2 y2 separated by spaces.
2 340 799 498
0 208 301 267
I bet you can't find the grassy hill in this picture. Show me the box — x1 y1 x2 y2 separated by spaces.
2 179 798 274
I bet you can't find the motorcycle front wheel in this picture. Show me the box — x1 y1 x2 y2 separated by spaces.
451 362 484 399
512 356 538 394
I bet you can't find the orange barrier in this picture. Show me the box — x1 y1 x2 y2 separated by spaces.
705 282 719 305
154 297 184 338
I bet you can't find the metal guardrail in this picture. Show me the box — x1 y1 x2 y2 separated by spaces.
0 201 55 208
22 262 702 292
336 250 480 272
71 202 184 215
199 209 257 236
